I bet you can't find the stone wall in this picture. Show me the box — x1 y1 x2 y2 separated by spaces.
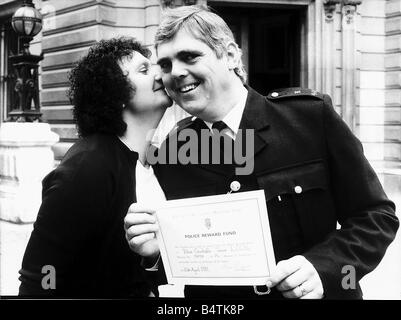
39 0 162 161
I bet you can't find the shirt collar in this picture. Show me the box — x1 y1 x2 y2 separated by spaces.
203 86 248 139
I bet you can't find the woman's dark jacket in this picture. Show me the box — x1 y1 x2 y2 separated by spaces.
18 134 149 297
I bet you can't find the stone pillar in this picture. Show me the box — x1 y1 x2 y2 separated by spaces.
145 0 162 48
307 0 324 91
341 0 361 130
0 122 59 223
385 0 401 171
323 1 341 107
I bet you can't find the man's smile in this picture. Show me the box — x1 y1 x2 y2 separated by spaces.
176 82 200 94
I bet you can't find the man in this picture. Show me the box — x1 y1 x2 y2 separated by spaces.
124 5 399 299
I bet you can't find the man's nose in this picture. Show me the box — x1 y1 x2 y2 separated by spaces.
171 61 188 78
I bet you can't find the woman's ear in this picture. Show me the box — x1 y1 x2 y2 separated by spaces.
225 41 241 71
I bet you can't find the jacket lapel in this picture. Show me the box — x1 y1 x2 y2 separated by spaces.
195 86 271 176
237 86 270 163
193 118 235 176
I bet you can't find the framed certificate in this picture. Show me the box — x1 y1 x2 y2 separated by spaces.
155 190 276 286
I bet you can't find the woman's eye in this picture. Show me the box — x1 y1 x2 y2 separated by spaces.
140 68 149 74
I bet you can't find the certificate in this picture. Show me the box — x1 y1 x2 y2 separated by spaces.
155 190 276 286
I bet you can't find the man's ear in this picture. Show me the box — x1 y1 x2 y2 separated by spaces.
225 41 241 70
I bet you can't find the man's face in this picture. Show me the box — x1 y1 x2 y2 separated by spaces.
157 29 233 121
120 52 172 115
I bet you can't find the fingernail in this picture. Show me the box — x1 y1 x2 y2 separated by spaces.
266 280 272 287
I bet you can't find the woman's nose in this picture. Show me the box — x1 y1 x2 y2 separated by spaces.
151 64 163 79
154 72 162 81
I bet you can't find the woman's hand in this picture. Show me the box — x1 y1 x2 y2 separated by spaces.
124 203 160 257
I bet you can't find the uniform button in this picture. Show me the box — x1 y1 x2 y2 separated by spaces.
294 185 302 194
271 92 279 97
230 181 241 192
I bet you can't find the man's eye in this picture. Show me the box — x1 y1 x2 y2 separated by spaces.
159 62 171 72
183 54 197 62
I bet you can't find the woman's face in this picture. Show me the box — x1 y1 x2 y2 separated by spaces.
120 52 172 115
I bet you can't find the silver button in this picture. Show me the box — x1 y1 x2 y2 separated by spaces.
230 181 241 192
294 90 301 94
271 92 279 97
294 185 302 194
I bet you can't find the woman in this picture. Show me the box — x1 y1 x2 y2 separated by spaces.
18 37 172 297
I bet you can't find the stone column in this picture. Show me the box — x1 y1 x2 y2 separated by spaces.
145 0 162 48
307 0 324 91
341 0 362 130
323 1 341 107
0 122 59 223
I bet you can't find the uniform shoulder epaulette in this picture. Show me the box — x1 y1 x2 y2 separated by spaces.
267 88 324 100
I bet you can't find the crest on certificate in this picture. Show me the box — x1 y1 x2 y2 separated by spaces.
205 218 212 230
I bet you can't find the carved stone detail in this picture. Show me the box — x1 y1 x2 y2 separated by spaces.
183 0 198 5
342 0 362 25
160 0 175 9
324 0 341 22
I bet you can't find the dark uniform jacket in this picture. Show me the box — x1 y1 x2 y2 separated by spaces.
19 134 151 297
152 86 399 299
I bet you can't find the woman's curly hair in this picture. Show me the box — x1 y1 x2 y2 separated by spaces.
68 37 151 137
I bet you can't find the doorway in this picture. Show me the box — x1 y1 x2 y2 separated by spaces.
211 3 305 95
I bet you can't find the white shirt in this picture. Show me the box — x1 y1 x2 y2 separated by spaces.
117 137 166 206
135 161 166 206
203 87 248 140
135 163 166 272
118 138 165 273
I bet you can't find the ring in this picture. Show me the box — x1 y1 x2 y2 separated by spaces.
298 284 307 297
253 285 271 296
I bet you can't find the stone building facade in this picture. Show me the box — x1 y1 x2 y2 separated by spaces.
0 0 400 297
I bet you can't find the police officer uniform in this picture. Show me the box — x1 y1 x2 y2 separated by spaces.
152 86 399 299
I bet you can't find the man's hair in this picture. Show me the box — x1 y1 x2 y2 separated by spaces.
155 5 247 83
68 37 151 137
